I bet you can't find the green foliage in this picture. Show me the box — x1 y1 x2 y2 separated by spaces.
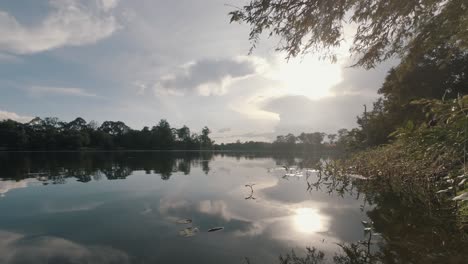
230 0 468 68
334 44 468 148
279 247 325 264
338 96 468 224
200 126 214 149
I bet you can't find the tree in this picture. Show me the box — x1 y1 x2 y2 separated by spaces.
353 44 468 146
66 117 87 131
99 121 130 136
200 126 213 149
0 116 214 151
327 134 337 144
176 126 191 142
0 120 28 150
230 0 468 68
298 132 325 146
151 119 175 149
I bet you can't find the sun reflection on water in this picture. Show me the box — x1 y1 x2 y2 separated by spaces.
293 208 327 234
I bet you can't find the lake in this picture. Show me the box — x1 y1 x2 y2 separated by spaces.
0 151 466 264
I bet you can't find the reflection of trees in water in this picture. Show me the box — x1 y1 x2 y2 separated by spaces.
287 161 468 264
245 244 378 264
0 152 217 182
245 161 468 263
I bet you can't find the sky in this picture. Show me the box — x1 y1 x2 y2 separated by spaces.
0 0 396 143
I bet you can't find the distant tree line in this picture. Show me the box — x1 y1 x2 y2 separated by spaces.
0 117 214 151
215 132 343 153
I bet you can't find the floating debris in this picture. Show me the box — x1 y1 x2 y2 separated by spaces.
347 174 367 180
245 184 256 200
176 218 193 224
459 179 466 186
436 189 449 194
447 179 455 184
284 173 303 177
452 192 468 201
364 227 372 232
38 176 49 181
178 227 199 237
207 227 224 232
271 167 287 171
457 174 466 179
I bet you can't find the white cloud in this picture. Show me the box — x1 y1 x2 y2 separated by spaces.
99 0 119 12
0 0 120 54
29 86 97 97
217 127 231 133
331 58 397 96
262 94 377 135
152 56 262 97
0 110 34 123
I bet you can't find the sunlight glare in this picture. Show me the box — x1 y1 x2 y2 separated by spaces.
293 208 326 234
271 55 342 99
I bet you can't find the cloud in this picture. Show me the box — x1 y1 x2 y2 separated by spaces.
212 131 276 142
153 57 261 96
99 0 119 12
331 58 397 96
263 94 377 135
0 230 130 264
29 86 97 97
0 0 120 54
217 127 231 133
0 110 34 123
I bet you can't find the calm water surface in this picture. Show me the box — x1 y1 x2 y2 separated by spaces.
0 152 466 263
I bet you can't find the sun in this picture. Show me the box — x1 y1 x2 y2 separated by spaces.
293 208 327 234
270 54 342 99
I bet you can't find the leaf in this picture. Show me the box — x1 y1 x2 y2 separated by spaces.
207 227 224 232
176 218 193 224
459 178 466 186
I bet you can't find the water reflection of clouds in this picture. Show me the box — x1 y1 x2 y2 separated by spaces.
0 180 34 198
0 230 130 264
41 201 105 213
159 198 190 214
0 154 371 261
198 200 234 221
155 158 344 247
